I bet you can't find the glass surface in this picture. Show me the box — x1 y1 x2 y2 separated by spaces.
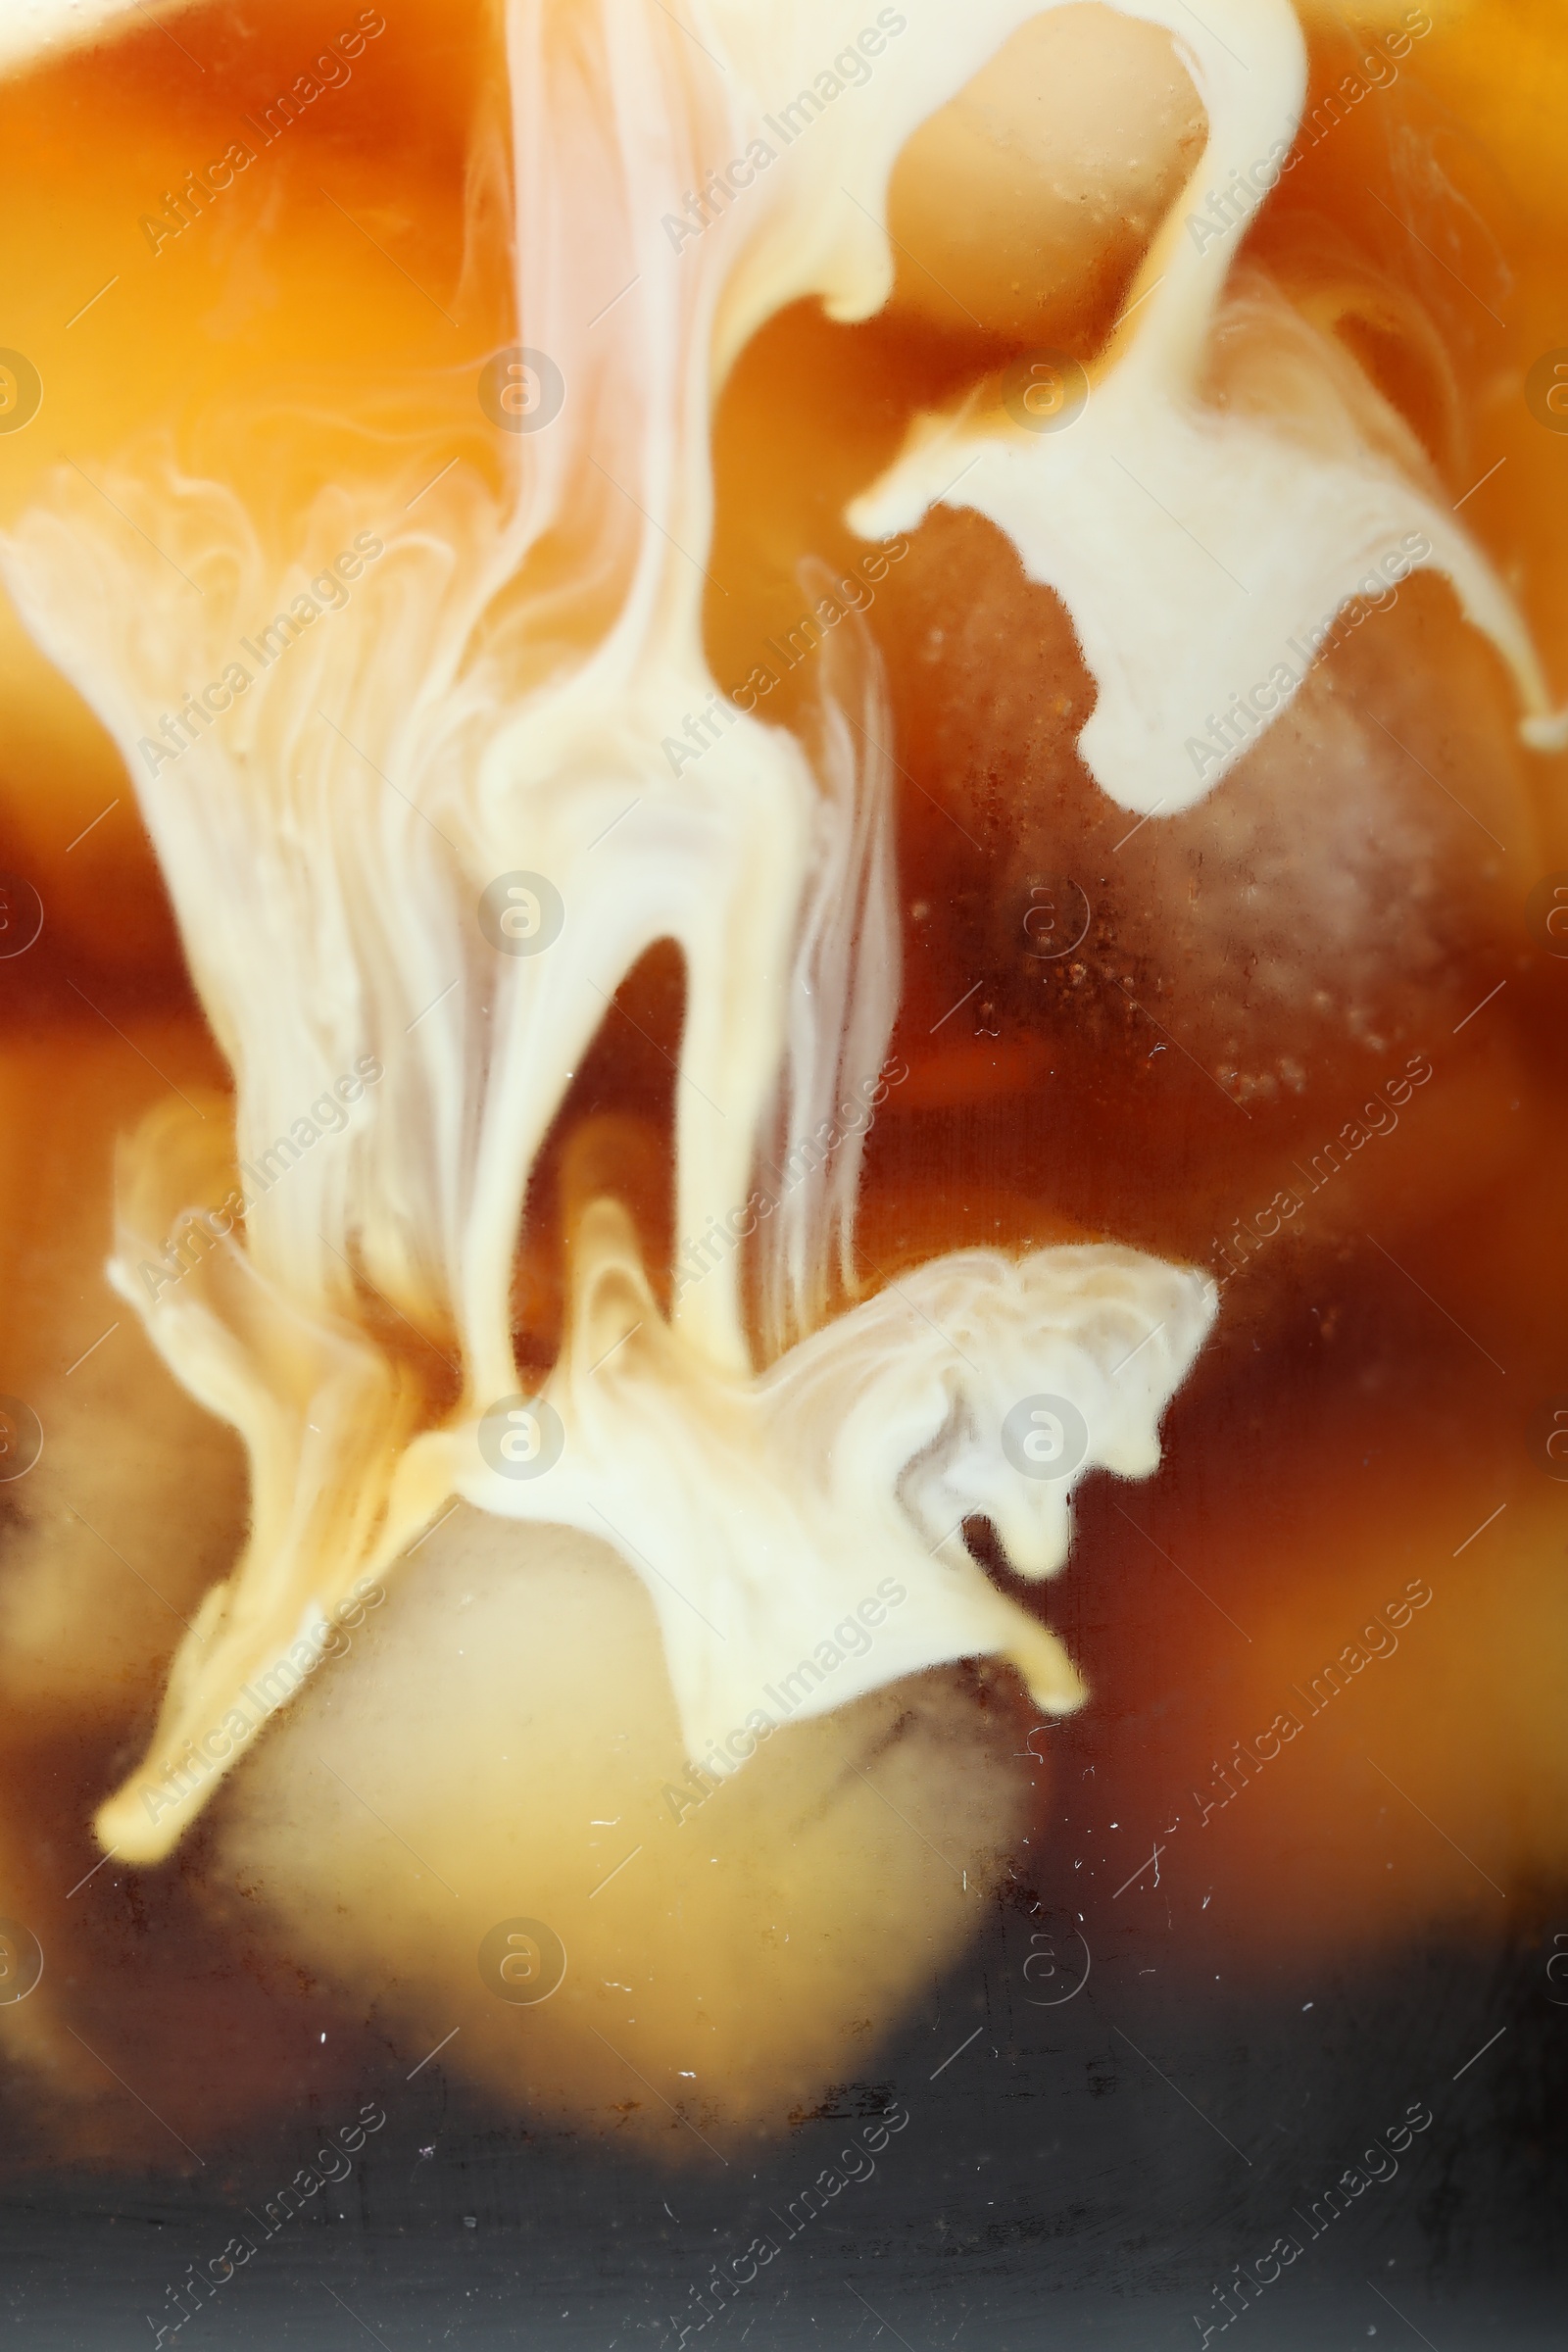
0 2 1564 2346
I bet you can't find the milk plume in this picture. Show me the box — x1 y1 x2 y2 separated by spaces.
5 0 1552 1861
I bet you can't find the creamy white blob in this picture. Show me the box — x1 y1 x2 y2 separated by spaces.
851 1 1565 812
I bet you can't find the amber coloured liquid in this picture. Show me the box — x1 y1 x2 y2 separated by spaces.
0 0 1564 2166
